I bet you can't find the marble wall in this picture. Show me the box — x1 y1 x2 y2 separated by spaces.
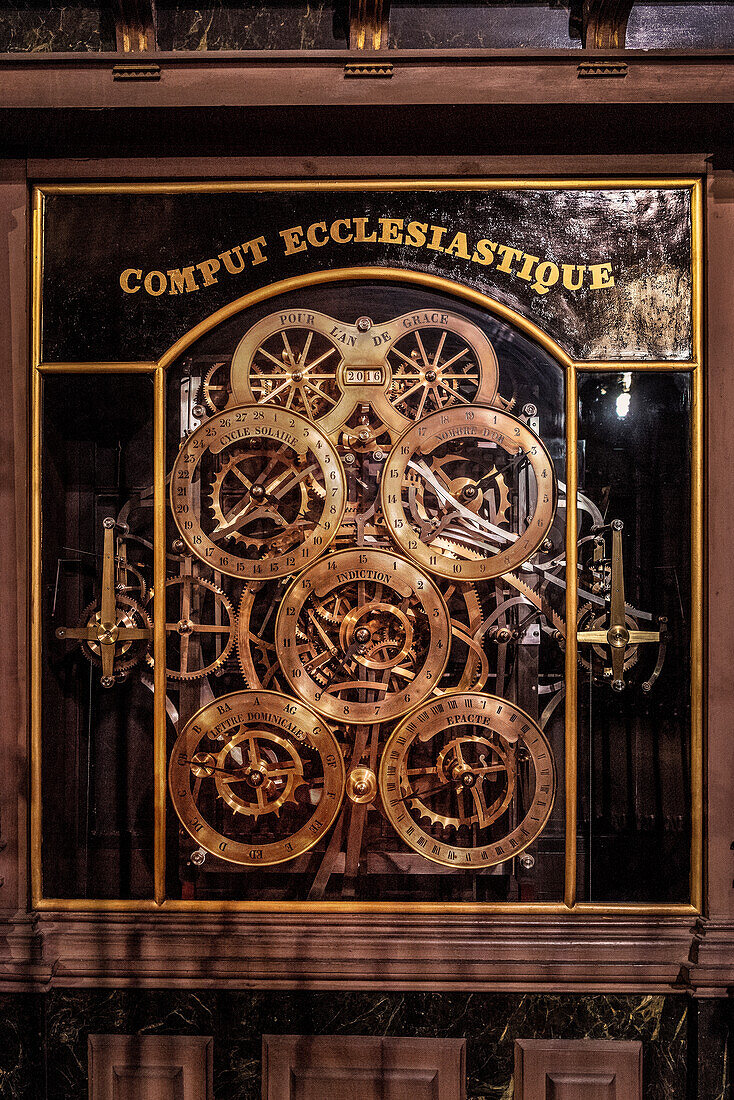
0 989 727 1099
1 0 734 52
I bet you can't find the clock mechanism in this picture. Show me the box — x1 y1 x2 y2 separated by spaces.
54 296 668 900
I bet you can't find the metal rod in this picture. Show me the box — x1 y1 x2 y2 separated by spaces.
690 177 704 913
564 367 578 909
153 366 167 905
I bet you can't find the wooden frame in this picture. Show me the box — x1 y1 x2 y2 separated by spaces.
0 51 732 991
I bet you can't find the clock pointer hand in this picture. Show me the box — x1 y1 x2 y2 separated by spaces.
407 460 518 546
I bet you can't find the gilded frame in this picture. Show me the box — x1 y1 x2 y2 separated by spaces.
30 177 704 917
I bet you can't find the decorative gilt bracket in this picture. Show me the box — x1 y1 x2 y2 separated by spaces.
114 0 157 52
581 0 635 49
349 0 391 50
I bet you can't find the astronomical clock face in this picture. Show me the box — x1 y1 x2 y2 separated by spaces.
50 277 675 905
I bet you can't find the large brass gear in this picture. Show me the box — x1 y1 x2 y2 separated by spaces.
208 448 312 550
384 320 498 421
171 405 346 580
213 729 307 819
381 405 557 582
78 595 151 674
406 733 516 832
379 691 556 869
147 575 236 681
275 548 451 726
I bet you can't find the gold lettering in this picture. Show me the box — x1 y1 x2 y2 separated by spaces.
120 268 142 294
379 217 404 244
330 218 353 244
243 236 268 265
405 220 428 247
219 246 246 274
562 263 586 290
143 270 167 296
444 231 471 260
495 245 523 274
306 221 329 248
516 253 540 282
167 266 197 294
196 257 221 287
280 225 307 255
531 260 560 296
471 239 496 266
354 217 377 243
426 224 448 252
588 262 615 289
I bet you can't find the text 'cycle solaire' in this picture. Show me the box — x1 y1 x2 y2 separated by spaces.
53 290 672 901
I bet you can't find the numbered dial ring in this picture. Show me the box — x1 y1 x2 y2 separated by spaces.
275 549 451 725
381 406 557 581
169 690 346 866
379 692 555 869
170 405 346 580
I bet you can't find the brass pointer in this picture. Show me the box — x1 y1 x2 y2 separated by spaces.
55 519 153 688
577 519 659 692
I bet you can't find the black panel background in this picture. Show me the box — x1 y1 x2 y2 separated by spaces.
40 186 693 363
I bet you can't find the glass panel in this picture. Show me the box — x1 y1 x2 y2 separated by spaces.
577 372 692 903
163 278 567 903
40 374 155 899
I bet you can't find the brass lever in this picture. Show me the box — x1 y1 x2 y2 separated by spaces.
577 519 659 692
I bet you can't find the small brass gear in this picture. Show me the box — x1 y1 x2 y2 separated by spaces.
202 361 232 413
208 448 312 550
78 595 152 674
407 452 512 526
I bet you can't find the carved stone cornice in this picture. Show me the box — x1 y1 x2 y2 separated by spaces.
685 920 734 995
0 911 699 992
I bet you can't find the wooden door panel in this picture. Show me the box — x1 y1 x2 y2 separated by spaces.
263 1035 465 1100
88 1035 213 1100
515 1040 642 1100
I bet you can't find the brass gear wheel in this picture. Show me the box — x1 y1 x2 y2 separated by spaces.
213 729 307 819
78 595 152 674
202 361 232 413
406 733 516 832
207 447 312 550
148 575 236 681
409 452 512 526
236 583 287 692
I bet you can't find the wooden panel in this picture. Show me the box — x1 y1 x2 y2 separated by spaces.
263 1035 465 1100
88 1035 213 1100
515 1040 642 1100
